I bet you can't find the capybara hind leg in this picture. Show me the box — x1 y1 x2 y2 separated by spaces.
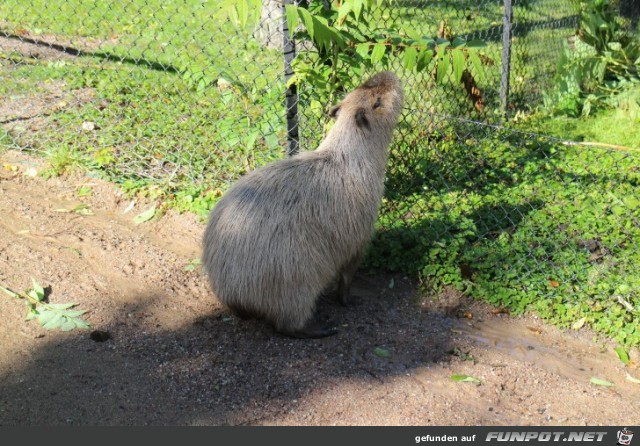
278 320 338 339
338 256 361 306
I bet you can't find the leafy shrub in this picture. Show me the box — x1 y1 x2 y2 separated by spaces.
544 0 640 116
366 122 640 346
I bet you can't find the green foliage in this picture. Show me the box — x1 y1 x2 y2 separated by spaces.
218 0 263 27
42 144 89 177
2 0 637 347
367 123 640 346
0 128 15 150
530 83 640 148
283 0 487 122
1 0 287 204
1 278 90 331
543 0 640 116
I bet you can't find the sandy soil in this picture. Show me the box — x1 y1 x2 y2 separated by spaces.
0 149 639 426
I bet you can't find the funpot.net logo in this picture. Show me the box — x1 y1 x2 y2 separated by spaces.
485 431 608 442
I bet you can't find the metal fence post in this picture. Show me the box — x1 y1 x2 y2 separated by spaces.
500 0 513 114
282 0 299 156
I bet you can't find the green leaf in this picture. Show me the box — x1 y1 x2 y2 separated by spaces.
614 347 630 365
60 318 77 331
41 314 60 330
374 347 391 358
61 316 90 331
62 309 88 318
466 39 487 48
47 303 77 311
436 50 450 83
30 278 45 301
355 43 370 59
352 0 365 20
468 50 485 81
133 206 156 225
402 46 418 71
416 49 434 72
590 376 614 387
185 257 202 272
337 1 353 22
219 0 259 28
371 43 386 64
451 374 481 384
451 36 466 48
72 203 93 215
236 0 249 29
76 186 92 197
624 196 639 209
285 5 299 38
452 48 465 83
38 310 61 328
298 8 315 41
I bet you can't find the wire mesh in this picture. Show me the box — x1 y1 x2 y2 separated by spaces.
1 0 638 341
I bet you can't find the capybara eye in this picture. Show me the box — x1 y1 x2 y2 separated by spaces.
373 97 382 109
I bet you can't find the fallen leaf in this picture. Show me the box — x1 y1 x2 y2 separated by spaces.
72 204 93 215
374 347 391 358
451 374 481 384
133 206 156 224
590 377 614 387
491 307 510 315
572 317 586 330
549 280 560 288
614 347 630 365
625 373 640 384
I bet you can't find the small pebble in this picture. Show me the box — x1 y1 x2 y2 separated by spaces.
90 330 111 342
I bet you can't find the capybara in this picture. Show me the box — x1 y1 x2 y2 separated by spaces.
202 71 404 338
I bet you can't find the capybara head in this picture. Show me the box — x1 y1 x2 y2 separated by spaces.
329 71 404 133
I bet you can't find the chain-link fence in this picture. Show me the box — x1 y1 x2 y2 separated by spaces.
1 0 639 344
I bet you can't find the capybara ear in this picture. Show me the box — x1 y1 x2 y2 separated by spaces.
329 104 341 119
355 108 370 130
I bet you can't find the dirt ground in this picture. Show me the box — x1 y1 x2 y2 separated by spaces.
0 149 639 426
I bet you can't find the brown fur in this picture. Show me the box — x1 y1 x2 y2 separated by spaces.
202 71 404 337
